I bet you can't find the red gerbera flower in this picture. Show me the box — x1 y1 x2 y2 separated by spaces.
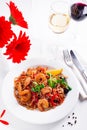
7 1 28 29
0 16 13 48
4 31 31 63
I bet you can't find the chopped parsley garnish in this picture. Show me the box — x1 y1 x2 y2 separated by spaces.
31 83 44 93
47 73 72 90
57 78 72 90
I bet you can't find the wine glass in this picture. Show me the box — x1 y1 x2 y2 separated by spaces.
48 0 70 34
70 0 87 20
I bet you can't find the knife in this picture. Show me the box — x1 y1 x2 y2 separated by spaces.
70 50 87 82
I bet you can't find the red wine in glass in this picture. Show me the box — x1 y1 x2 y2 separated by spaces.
71 3 87 20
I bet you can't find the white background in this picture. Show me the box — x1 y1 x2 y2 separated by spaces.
0 0 87 130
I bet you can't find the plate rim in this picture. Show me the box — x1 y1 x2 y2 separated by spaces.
1 58 79 124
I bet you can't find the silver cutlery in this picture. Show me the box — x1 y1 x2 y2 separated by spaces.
63 49 87 99
70 50 87 82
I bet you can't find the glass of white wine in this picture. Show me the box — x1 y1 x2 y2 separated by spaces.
48 0 70 33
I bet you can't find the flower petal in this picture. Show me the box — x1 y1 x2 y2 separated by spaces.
4 30 31 63
7 1 28 29
0 16 13 48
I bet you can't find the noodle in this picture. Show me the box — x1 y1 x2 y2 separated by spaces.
14 66 71 111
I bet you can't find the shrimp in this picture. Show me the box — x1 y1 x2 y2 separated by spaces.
24 77 31 87
14 79 30 94
20 94 31 102
19 89 30 96
26 68 37 78
35 73 47 83
36 66 47 73
57 87 64 94
37 99 49 111
53 86 65 99
53 87 64 94
14 75 32 102
41 86 52 95
20 89 31 102
14 81 21 90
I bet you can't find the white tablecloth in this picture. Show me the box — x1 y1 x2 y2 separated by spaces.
0 0 87 130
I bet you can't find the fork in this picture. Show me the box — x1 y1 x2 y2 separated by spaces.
63 49 87 99
63 49 73 68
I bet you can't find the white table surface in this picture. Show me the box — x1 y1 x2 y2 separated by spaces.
0 0 87 130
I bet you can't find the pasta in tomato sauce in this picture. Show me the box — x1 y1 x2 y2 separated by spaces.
14 66 72 112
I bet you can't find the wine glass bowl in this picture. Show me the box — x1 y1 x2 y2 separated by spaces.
71 2 87 20
48 0 70 33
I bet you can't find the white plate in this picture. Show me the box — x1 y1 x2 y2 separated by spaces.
1 58 79 124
